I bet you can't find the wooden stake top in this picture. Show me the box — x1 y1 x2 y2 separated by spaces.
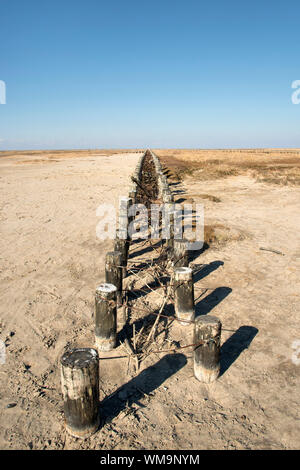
119 196 132 203
61 348 99 369
96 283 117 294
174 266 193 280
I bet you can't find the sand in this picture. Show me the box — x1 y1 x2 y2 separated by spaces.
0 149 300 450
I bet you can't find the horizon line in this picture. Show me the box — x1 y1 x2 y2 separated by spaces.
1 146 300 154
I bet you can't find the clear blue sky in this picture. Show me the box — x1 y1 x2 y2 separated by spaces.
0 0 300 150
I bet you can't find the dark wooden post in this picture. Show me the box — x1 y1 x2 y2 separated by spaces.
60 348 100 439
173 267 195 325
105 251 123 306
194 315 222 383
173 238 189 267
95 283 117 351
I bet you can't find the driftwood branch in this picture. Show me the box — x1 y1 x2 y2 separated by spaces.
259 247 284 256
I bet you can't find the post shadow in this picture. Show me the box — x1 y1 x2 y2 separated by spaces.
100 353 187 424
195 287 232 317
128 240 162 258
170 189 185 195
175 197 192 204
188 242 210 261
220 325 258 376
126 275 169 302
193 260 224 283
128 237 148 246
118 298 175 347
126 261 151 271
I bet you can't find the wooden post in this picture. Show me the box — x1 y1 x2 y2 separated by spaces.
60 348 100 439
154 157 162 172
119 196 132 236
95 283 117 351
123 196 133 232
163 190 173 203
119 196 132 217
161 174 168 186
165 205 175 256
173 267 195 325
114 229 129 277
194 315 222 383
105 251 123 307
173 205 183 241
173 238 189 267
157 175 164 198
128 185 137 205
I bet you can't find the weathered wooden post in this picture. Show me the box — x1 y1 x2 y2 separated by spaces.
173 238 189 267
125 196 134 234
95 283 117 351
60 348 100 439
162 204 175 255
134 153 144 181
105 251 123 306
119 196 132 218
128 185 137 205
167 208 175 254
173 205 183 240
173 267 195 325
161 174 168 186
163 190 173 204
194 315 222 383
153 154 162 173
157 172 164 197
119 196 132 237
114 228 129 277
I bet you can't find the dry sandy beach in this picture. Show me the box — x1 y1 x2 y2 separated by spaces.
0 149 300 449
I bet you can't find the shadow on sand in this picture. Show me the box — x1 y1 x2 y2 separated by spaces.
220 325 258 376
100 353 187 424
195 287 232 317
193 260 224 283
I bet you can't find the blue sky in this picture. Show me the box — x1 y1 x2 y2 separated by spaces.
0 0 300 150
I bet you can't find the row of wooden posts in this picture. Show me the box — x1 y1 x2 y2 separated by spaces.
60 150 222 439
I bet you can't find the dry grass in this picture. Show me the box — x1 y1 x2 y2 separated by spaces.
197 194 221 202
204 223 247 246
3 147 300 185
255 167 300 186
156 149 300 186
185 219 248 248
